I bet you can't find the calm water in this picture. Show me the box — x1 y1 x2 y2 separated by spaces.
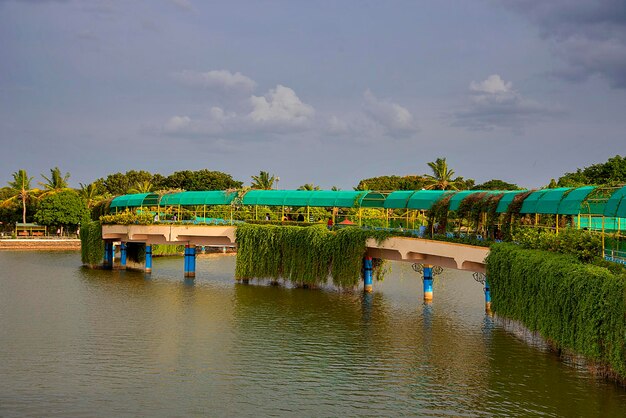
1 251 625 417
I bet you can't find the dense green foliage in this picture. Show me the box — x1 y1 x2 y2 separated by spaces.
355 175 426 191
80 221 104 266
34 190 89 230
487 243 626 377
235 224 390 288
558 155 626 187
473 179 520 190
100 210 154 225
250 171 277 190
152 244 185 256
512 228 602 262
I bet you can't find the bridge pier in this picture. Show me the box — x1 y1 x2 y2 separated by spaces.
145 245 152 274
184 244 196 278
485 276 492 314
104 242 114 269
119 242 127 270
363 256 373 293
423 264 433 303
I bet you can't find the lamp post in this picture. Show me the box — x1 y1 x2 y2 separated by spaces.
275 176 280 190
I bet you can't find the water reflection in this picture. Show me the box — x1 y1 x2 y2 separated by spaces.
1 251 626 417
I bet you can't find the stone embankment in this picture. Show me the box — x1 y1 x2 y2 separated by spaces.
0 239 80 251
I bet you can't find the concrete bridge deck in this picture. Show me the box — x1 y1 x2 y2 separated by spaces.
102 225 488 273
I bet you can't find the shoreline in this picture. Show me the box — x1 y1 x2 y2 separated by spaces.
0 239 81 251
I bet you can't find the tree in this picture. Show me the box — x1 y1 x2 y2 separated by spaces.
128 180 154 194
297 183 320 191
79 182 108 209
39 167 70 194
250 171 276 190
2 170 39 224
473 179 520 190
423 158 461 190
557 155 626 186
355 175 426 191
162 169 243 191
98 170 154 195
34 190 89 235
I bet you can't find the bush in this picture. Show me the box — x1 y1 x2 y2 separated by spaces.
487 243 626 377
512 228 602 262
100 210 154 225
80 221 104 266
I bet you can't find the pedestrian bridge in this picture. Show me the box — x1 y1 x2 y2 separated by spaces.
102 224 489 273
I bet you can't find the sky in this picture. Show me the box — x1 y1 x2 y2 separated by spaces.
1 0 625 190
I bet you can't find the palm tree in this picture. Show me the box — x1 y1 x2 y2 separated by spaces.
2 170 39 224
250 171 276 190
297 183 320 191
423 158 460 190
331 186 341 191
79 182 107 209
39 167 70 195
128 180 154 194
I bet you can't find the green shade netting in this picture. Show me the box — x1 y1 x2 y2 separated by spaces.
533 188 572 214
407 190 454 210
495 191 528 213
110 193 159 209
557 186 595 215
384 191 416 209
604 186 626 217
159 191 236 206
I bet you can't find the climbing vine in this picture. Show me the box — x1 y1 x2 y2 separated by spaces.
235 224 391 288
80 221 104 267
487 243 626 379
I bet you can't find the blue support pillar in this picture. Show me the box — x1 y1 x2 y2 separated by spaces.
363 256 373 293
145 244 152 274
485 276 492 313
104 242 113 269
184 245 196 278
423 264 433 302
119 242 127 269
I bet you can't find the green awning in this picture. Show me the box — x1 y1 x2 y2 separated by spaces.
557 186 595 215
534 188 572 214
603 186 626 217
159 191 237 206
384 191 416 209
520 190 550 214
407 190 453 210
495 191 528 213
241 190 377 208
448 190 488 211
110 193 159 209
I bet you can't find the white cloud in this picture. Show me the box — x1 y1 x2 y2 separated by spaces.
249 85 314 126
452 75 562 132
164 115 191 133
173 70 256 93
362 90 419 136
469 74 512 94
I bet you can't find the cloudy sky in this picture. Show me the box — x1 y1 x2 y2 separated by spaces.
1 0 625 189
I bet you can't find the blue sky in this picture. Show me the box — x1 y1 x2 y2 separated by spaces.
1 0 625 189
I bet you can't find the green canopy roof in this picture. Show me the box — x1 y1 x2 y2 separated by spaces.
159 191 237 206
533 187 572 214
603 186 626 217
557 186 595 215
384 191 416 209
495 191 527 213
241 190 383 208
447 190 489 211
406 190 453 210
519 190 550 214
110 193 159 209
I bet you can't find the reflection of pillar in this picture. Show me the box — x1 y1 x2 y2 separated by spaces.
484 276 492 314
184 245 196 278
120 242 127 269
363 256 373 293
104 242 113 269
423 264 433 302
145 244 152 274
